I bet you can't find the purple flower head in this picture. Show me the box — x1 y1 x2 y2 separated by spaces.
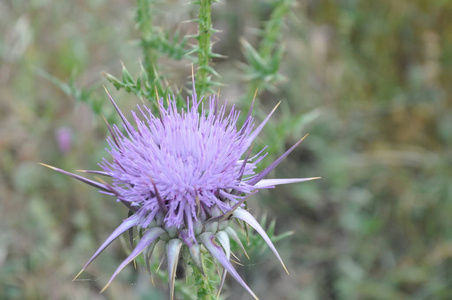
55 127 72 155
42 87 319 299
103 95 259 236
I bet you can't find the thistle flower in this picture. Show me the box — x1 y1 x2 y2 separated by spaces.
42 86 318 299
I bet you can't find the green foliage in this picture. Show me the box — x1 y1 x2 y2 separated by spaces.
36 69 104 114
242 0 294 101
191 255 217 300
104 64 182 109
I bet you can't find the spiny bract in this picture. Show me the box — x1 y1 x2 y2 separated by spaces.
43 86 318 299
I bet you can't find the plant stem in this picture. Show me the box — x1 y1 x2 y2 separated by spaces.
191 253 216 300
137 0 157 81
136 0 167 101
196 0 214 94
259 0 293 59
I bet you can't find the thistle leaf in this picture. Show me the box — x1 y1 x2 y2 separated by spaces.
167 238 183 300
100 227 165 293
233 208 289 274
74 214 140 280
188 244 204 275
216 231 231 259
144 239 159 275
40 163 111 193
225 227 249 260
76 170 112 177
253 177 320 188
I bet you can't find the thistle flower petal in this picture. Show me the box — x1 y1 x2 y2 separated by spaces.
249 134 309 186
247 101 280 143
103 86 134 135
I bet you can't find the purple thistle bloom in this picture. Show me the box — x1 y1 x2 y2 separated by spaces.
55 127 72 155
42 86 319 299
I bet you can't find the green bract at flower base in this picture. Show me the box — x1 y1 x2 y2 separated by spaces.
42 83 319 299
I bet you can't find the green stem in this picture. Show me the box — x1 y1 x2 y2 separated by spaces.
192 253 215 300
259 0 292 59
196 0 214 94
136 0 167 101
137 0 157 80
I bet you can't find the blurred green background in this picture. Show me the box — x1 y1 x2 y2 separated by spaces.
1 0 452 299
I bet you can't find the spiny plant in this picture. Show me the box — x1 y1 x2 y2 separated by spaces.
42 79 318 299
42 0 310 299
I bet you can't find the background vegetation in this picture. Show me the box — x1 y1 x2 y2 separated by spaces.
1 0 452 299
